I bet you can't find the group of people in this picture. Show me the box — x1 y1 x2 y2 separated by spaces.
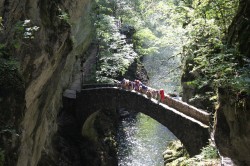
119 78 165 102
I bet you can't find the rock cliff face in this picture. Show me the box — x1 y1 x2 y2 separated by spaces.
215 88 250 165
214 0 250 164
181 0 250 164
0 0 93 165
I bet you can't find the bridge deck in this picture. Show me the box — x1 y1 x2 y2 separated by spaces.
80 84 211 126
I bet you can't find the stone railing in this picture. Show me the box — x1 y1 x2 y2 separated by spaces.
163 96 210 126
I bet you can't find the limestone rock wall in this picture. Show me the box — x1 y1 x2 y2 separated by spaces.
0 0 93 165
214 0 250 164
214 88 250 165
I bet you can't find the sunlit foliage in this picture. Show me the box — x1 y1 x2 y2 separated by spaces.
180 0 250 95
114 0 185 91
93 0 138 82
93 0 249 95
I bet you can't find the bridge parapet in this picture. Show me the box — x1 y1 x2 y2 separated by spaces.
164 96 210 126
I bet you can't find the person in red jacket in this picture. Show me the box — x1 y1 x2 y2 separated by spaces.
159 89 165 102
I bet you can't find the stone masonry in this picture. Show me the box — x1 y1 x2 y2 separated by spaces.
69 86 211 156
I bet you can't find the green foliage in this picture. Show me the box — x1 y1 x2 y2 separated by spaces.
93 0 139 82
190 0 238 32
119 0 187 48
94 0 116 15
0 59 24 95
113 0 184 91
133 28 159 56
13 20 39 41
200 145 219 159
0 44 6 57
179 0 250 96
20 20 40 39
94 0 245 94
0 19 39 59
58 8 70 23
186 79 200 88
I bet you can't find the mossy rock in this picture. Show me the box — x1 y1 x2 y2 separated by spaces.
163 140 220 166
163 140 189 165
81 108 118 165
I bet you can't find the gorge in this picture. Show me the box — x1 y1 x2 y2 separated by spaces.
0 0 249 166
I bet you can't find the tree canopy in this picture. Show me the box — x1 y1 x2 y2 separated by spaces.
93 0 249 96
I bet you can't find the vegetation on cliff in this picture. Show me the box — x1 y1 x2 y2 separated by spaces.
95 0 249 102
116 0 184 90
112 0 249 164
93 0 186 91
91 0 243 164
163 140 220 166
1 0 249 165
92 0 139 83
0 17 26 166
180 0 250 111
178 0 250 164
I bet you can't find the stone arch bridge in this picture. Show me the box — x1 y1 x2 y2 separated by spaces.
63 84 211 157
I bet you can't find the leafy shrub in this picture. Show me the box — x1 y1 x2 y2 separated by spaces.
58 8 70 23
0 59 24 96
200 145 219 159
93 2 139 81
0 19 39 59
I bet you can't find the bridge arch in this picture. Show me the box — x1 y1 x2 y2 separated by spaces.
75 87 209 156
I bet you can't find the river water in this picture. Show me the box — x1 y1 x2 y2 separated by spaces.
117 112 177 166
117 46 181 165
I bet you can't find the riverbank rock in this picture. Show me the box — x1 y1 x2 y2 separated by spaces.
81 108 118 166
163 140 189 165
163 140 220 166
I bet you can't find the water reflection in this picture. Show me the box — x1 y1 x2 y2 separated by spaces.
117 112 176 166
